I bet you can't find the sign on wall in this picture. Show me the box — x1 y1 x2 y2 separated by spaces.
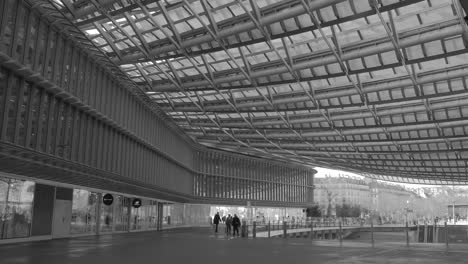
132 198 142 208
102 193 114 206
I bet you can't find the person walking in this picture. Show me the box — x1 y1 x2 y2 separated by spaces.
213 212 221 233
225 214 232 235
232 214 241 236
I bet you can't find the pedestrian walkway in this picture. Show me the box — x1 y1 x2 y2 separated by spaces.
1 227 468 264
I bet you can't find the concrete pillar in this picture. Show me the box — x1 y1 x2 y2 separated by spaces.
339 221 343 244
417 224 420 242
96 193 102 235
424 223 428 243
405 221 409 247
445 221 449 250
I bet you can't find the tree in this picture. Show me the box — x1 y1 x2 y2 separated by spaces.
306 205 321 217
336 199 363 218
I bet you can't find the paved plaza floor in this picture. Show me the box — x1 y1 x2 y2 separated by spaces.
1 228 468 264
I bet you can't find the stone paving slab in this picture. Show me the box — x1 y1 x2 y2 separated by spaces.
0 228 467 264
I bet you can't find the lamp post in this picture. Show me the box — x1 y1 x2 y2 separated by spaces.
452 184 455 225
405 200 409 224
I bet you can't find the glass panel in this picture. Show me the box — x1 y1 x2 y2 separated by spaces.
113 196 129 232
0 177 35 239
24 14 38 69
17 82 30 146
70 189 98 234
0 0 17 55
28 87 41 149
100 194 113 233
45 32 56 81
38 94 50 152
47 99 59 154
0 68 7 125
5 76 20 143
12 5 28 60
34 23 47 73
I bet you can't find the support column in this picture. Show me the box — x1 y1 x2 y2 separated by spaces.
96 193 102 235
127 198 132 232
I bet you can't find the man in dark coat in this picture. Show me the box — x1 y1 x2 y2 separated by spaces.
213 212 221 233
232 214 241 236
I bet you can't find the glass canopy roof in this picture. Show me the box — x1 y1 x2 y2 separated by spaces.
42 0 468 184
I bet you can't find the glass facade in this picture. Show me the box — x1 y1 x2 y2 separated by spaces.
0 177 35 239
130 199 158 230
100 195 113 233
0 173 309 242
193 151 314 205
70 189 98 234
113 196 130 232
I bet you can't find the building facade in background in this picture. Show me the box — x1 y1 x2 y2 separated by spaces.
314 177 418 221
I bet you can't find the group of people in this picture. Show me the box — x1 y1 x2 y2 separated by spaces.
212 212 241 236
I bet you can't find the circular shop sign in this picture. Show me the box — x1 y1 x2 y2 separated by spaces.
132 198 142 208
102 193 114 206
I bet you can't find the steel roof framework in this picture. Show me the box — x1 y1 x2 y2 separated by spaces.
48 0 468 184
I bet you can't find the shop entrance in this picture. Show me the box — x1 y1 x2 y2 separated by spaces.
52 199 72 238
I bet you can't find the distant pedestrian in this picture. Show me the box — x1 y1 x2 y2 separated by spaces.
225 214 232 235
232 214 241 236
213 212 221 233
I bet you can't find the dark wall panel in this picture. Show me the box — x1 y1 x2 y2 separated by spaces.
31 184 55 236
56 187 73 200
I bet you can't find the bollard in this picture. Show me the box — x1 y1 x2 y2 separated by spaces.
268 221 271 238
370 220 374 247
405 221 409 247
283 221 287 238
432 222 436 243
445 221 448 250
253 221 256 238
339 221 343 245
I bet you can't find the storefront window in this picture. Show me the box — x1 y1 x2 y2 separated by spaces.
114 196 129 232
0 177 35 239
100 194 113 233
130 199 158 231
70 189 98 234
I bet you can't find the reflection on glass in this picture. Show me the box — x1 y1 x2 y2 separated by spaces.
70 189 98 234
114 196 129 232
0 177 35 239
130 199 158 231
100 195 113 233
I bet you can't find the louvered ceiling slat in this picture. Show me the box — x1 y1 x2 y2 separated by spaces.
46 0 468 184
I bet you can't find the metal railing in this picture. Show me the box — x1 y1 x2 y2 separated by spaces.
232 219 459 251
